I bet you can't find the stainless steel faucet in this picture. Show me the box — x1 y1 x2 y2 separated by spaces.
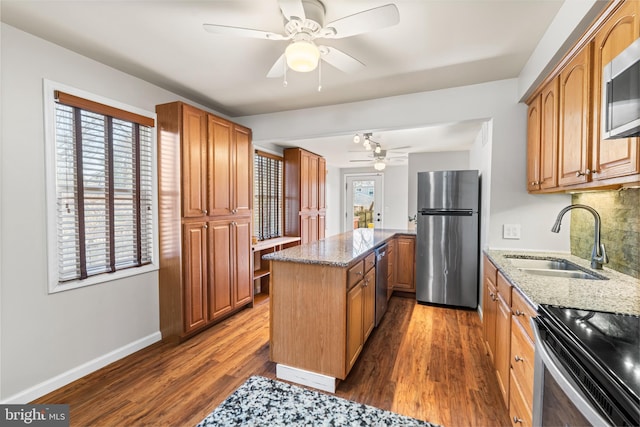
551 204 608 269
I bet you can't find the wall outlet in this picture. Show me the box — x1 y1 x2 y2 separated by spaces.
503 224 521 240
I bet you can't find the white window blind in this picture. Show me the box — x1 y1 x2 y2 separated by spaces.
54 92 154 283
253 151 283 241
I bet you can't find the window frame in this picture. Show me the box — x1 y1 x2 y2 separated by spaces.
43 79 159 294
253 149 284 242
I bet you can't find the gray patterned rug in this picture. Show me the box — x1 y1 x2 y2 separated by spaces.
197 376 438 426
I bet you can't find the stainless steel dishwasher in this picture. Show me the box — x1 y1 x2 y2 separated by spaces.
374 243 389 326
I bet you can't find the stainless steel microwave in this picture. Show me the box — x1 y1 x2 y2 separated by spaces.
602 37 640 139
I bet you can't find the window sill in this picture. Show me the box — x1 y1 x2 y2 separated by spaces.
49 263 159 294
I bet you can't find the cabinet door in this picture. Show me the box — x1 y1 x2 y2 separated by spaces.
234 125 252 215
318 157 326 210
300 151 311 211
300 214 310 244
495 293 512 407
318 213 326 240
233 217 253 307
526 94 542 192
346 282 364 372
309 154 319 210
208 220 233 319
558 46 592 186
184 222 208 332
592 0 640 181
483 278 497 362
208 115 233 216
540 78 559 189
394 237 416 292
182 105 208 217
387 240 395 299
308 214 319 243
363 268 376 341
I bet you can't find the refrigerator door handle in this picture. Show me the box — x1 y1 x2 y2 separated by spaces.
419 209 474 216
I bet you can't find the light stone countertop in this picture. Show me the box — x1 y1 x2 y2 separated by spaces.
263 228 416 267
486 250 640 316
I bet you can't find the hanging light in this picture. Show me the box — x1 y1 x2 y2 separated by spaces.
363 139 372 150
374 143 382 154
353 134 361 144
374 160 386 171
285 40 320 72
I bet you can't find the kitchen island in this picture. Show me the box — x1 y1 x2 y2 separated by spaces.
263 228 414 392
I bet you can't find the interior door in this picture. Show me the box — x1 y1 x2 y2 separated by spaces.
344 174 384 232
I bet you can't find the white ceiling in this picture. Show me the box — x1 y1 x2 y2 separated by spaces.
1 0 564 167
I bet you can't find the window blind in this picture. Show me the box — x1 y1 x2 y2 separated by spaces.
54 97 153 283
253 151 283 241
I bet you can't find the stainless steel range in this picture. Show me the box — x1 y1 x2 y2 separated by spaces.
532 304 640 426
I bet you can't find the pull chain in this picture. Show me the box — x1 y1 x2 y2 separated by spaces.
318 60 322 92
283 60 288 87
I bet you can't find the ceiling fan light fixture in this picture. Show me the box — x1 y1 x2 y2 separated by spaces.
374 143 381 154
285 40 320 72
363 139 372 150
374 160 386 171
353 134 361 144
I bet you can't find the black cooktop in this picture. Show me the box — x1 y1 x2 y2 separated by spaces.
541 304 640 405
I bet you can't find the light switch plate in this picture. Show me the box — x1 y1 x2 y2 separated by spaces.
503 224 521 240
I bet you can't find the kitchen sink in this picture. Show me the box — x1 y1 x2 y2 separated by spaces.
504 256 607 280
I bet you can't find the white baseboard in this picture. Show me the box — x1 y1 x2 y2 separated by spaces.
276 364 337 393
1 331 161 404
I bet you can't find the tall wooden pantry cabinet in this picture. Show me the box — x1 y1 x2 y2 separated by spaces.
283 148 327 244
157 101 253 341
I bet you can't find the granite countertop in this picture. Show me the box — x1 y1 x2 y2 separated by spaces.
263 228 416 267
486 249 640 316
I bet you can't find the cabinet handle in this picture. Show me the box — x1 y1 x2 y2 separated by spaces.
232 221 237 226
513 416 523 424
515 309 524 317
232 209 238 214
202 209 208 215
529 181 540 186
514 355 524 362
203 224 208 229
575 169 591 177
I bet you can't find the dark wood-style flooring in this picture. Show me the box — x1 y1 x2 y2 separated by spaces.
34 295 510 426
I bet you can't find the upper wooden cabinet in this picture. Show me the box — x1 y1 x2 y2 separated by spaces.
527 78 560 192
526 0 640 193
558 45 592 187
284 148 327 244
181 105 208 217
591 0 640 181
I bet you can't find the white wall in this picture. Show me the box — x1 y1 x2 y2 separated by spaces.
240 79 572 253
0 24 227 402
325 165 342 237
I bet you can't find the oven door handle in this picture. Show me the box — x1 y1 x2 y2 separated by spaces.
530 318 611 427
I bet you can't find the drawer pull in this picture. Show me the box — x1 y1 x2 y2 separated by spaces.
515 309 524 316
514 355 524 362
513 416 523 424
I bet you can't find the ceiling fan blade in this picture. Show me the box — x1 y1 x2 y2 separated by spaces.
319 46 365 73
350 160 373 163
267 54 286 78
203 24 288 40
388 146 412 151
278 0 306 21
321 4 400 39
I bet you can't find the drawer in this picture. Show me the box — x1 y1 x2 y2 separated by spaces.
364 252 376 273
511 316 535 410
509 369 533 427
483 255 498 285
497 271 512 305
512 288 537 341
347 260 364 289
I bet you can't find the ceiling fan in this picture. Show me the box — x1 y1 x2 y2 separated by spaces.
203 0 400 78
350 149 408 171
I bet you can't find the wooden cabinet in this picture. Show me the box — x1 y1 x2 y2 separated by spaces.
483 255 537 424
526 0 640 192
346 257 376 372
495 273 513 407
393 236 416 292
509 289 537 426
558 45 592 187
284 148 326 244
157 101 253 341
386 239 395 300
591 0 640 181
208 116 252 216
527 78 559 192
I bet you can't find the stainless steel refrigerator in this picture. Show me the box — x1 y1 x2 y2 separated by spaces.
416 170 479 308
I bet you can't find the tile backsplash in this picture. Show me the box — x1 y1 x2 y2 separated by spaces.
571 188 639 279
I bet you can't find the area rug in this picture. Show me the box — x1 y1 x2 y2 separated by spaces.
196 375 438 426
